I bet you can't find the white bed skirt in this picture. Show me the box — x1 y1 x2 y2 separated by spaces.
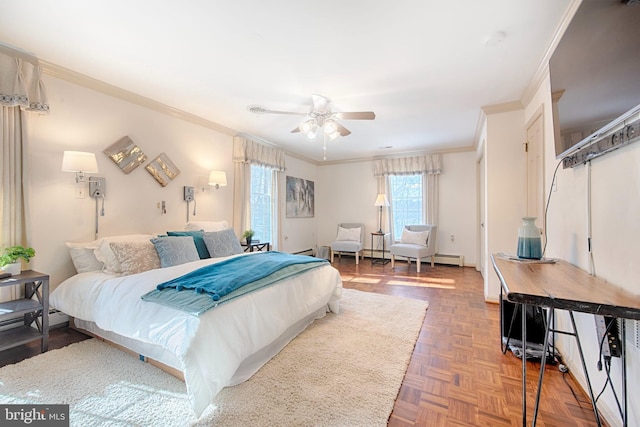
73 304 328 385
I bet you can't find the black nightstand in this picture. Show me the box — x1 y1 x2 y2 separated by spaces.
0 270 49 353
241 242 271 252
370 232 390 265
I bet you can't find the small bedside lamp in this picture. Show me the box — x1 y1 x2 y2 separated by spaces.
374 194 389 233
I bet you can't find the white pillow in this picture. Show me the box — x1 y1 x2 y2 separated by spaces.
93 234 157 274
401 228 430 246
66 240 103 273
336 226 361 242
185 220 229 232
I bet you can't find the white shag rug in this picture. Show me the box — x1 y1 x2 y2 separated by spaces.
0 289 428 427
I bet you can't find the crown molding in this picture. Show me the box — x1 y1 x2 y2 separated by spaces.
480 101 524 115
521 0 582 106
40 61 237 137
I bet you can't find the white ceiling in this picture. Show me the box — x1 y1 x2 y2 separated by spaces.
0 0 573 163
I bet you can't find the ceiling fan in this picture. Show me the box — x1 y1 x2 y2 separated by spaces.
248 94 375 141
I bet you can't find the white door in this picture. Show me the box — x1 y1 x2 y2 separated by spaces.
526 113 545 236
478 150 486 278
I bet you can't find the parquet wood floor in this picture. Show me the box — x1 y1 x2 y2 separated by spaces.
0 258 609 426
336 258 609 427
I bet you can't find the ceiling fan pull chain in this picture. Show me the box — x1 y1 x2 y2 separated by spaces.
323 137 327 161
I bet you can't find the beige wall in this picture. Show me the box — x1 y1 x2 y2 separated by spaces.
27 72 478 291
28 76 236 286
523 72 640 426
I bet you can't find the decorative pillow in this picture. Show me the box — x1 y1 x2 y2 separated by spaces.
185 220 229 232
335 226 361 242
151 236 200 268
401 228 430 246
202 228 243 258
109 241 161 275
94 234 157 274
167 230 210 259
66 240 104 273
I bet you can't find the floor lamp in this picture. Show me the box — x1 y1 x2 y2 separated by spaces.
374 194 389 233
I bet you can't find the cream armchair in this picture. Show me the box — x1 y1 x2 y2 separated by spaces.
330 223 364 265
390 225 437 273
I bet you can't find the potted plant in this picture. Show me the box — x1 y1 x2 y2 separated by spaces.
0 245 36 275
242 229 255 245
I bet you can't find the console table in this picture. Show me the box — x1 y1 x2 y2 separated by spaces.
491 254 640 427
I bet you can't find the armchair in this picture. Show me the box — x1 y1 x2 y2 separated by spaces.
390 225 437 273
330 223 364 265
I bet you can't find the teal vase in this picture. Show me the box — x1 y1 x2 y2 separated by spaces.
517 217 542 259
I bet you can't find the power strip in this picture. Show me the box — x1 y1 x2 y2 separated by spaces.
595 315 621 358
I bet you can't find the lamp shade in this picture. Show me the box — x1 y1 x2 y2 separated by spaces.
208 171 227 187
374 194 389 207
61 151 99 173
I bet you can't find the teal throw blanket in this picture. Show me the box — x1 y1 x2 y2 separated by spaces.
141 251 329 315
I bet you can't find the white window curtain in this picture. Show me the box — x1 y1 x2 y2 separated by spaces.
232 136 285 249
374 154 442 237
1 50 49 300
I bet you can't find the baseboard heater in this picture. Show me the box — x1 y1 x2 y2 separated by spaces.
365 251 464 267
434 253 464 267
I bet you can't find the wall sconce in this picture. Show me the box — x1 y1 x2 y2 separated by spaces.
61 151 99 183
62 150 106 239
207 171 227 190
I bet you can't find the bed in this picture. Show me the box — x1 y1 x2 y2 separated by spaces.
51 228 342 417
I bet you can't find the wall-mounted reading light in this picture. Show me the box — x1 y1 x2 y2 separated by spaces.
207 171 227 190
62 150 106 238
61 151 99 183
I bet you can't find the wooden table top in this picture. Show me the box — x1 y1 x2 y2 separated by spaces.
491 254 640 320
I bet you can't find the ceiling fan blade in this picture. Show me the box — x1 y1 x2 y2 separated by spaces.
336 123 351 136
335 111 376 120
291 127 300 133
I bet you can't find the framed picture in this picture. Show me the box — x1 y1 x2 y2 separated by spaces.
286 176 314 218
145 153 180 187
103 136 147 174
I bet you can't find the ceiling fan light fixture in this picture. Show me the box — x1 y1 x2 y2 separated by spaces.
299 119 315 134
324 119 338 135
306 130 317 140
328 130 340 141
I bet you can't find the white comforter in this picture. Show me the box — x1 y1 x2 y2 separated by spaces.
50 252 342 416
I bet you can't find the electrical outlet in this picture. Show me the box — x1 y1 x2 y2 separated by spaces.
75 186 85 199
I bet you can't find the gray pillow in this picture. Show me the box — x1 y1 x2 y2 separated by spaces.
151 236 200 268
203 228 243 258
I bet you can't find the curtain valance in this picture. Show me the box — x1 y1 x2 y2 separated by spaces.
0 52 49 113
233 136 286 171
373 154 442 177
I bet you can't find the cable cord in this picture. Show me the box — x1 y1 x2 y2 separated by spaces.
595 319 624 418
542 158 564 257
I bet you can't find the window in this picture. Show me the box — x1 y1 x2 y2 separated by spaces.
250 164 273 242
389 174 423 238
